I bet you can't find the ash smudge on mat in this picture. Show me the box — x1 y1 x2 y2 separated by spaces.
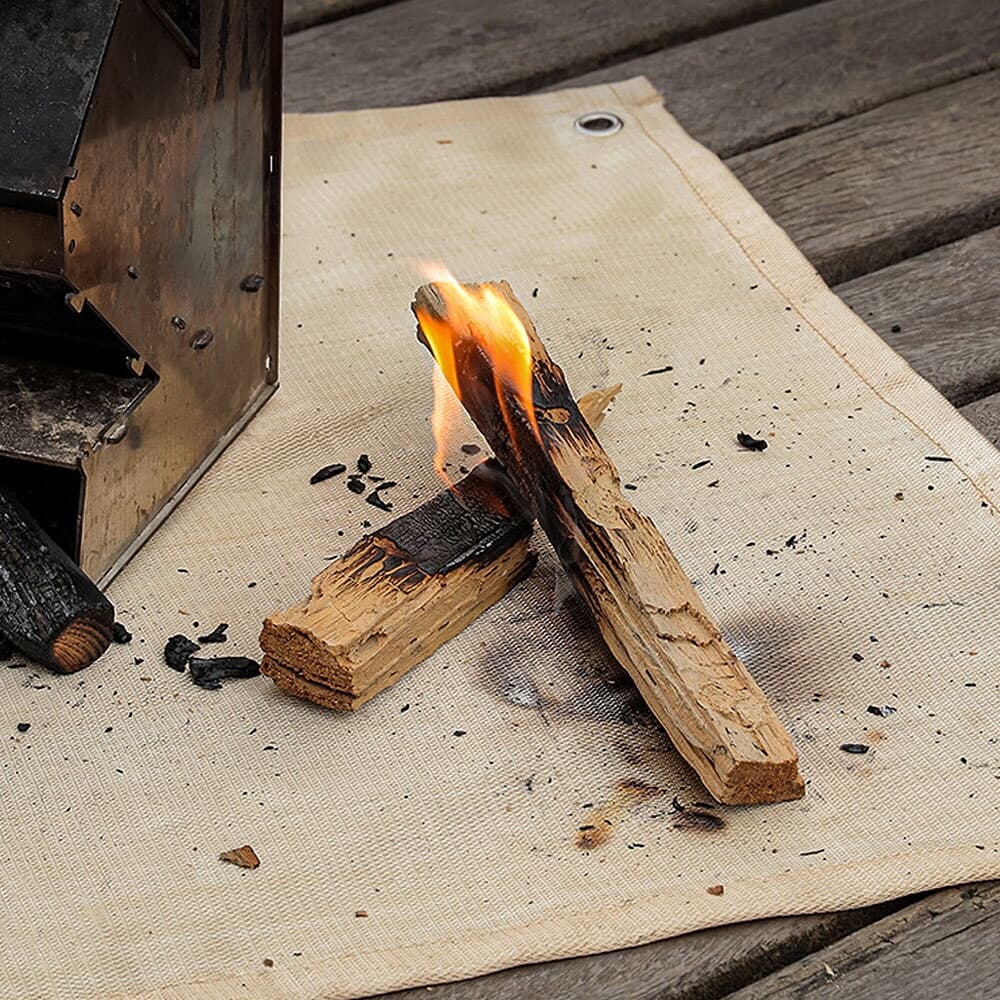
481 596 656 729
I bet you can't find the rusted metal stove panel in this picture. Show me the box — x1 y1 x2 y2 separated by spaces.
0 0 282 584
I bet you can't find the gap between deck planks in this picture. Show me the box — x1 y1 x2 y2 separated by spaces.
284 2 1000 409
558 0 1000 157
727 882 1000 999
283 0 403 35
284 0 823 112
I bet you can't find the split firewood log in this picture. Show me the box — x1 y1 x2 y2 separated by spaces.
413 280 803 805
259 385 620 709
0 486 114 672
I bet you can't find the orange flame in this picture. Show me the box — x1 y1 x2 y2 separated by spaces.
416 264 538 487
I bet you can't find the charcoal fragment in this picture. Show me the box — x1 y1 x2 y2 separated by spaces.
641 365 673 376
736 432 768 451
111 622 133 644
867 705 896 717
16 722 30 733
366 492 393 512
460 443 481 455
164 634 200 671
310 463 347 484
198 623 229 644
189 656 260 689
840 743 869 754
347 478 366 495
357 454 372 474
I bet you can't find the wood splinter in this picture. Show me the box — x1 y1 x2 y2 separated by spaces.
0 485 114 673
259 385 621 709
413 280 804 805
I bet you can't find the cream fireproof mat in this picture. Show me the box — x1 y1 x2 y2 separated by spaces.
2 78 998 998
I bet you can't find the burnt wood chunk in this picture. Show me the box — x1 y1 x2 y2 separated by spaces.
0 485 114 673
259 385 620 709
413 281 803 805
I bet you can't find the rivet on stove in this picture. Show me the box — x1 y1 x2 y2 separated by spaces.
171 315 188 331
573 112 624 136
127 265 139 280
190 329 214 351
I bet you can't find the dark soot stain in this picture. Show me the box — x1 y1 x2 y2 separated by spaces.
672 809 726 832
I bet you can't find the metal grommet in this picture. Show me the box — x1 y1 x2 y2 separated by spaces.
574 111 623 136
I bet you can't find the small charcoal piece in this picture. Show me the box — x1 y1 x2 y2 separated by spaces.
347 478 366 495
16 722 30 733
189 656 260 689
164 634 200 671
357 454 372 474
736 432 768 451
0 485 114 673
374 481 398 491
198 623 229 644
840 743 870 754
867 705 896 717
0 635 13 660
460 444 481 455
365 492 393 512
641 365 673 376
111 622 133 644
310 463 347 485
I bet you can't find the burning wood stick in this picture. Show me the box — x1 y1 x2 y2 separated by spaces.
413 280 804 805
0 486 114 672
259 385 621 710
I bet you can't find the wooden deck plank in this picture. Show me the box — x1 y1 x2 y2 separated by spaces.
961 393 1000 447
728 70 1000 285
726 882 1000 999
837 228 1000 406
284 0 821 113
556 0 1000 157
375 901 901 1000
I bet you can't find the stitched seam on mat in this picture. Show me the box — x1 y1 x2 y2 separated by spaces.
607 81 999 515
124 843 999 998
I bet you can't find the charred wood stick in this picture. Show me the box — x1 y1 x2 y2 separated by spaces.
413 281 803 805
259 385 620 710
0 486 114 672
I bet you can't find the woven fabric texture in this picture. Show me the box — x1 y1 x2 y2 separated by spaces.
1 78 997 999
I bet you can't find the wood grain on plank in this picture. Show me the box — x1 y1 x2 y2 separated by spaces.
374 900 901 1000
836 227 1000 406
729 70 1000 285
726 882 1000 999
558 0 1000 157
283 0 402 35
284 0 819 112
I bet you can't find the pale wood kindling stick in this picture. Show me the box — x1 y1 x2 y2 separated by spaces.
413 282 803 805
259 385 620 710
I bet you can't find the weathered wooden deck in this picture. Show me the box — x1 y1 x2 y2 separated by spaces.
282 1 1000 995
